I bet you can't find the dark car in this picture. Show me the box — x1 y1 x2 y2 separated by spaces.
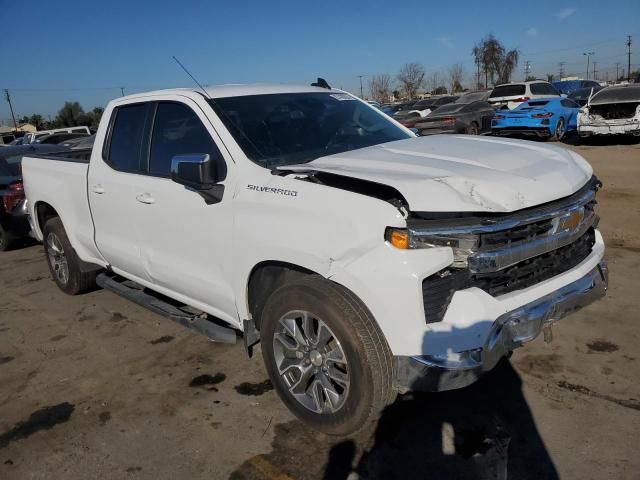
36 132 89 145
393 96 459 128
552 79 601 95
0 144 69 250
414 91 495 135
567 86 604 107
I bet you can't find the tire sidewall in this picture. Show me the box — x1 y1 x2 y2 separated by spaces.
555 117 565 140
43 218 82 294
260 281 376 435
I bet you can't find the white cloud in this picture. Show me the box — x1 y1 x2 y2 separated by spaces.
527 27 538 37
555 7 576 20
437 37 454 48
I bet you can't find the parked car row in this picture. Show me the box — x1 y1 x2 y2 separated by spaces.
377 79 639 141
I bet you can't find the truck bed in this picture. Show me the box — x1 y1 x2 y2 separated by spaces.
22 147 104 267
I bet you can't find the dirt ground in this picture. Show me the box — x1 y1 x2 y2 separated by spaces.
1 138 639 480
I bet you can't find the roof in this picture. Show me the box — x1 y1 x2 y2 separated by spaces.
121 83 342 101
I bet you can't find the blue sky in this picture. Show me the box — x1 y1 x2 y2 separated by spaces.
2 0 639 121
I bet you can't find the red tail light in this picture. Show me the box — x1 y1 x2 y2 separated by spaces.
441 117 456 125
2 182 24 213
532 112 553 118
512 97 530 103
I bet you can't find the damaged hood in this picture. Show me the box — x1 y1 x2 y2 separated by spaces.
283 135 593 212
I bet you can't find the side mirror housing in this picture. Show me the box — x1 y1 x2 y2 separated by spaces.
170 154 225 205
170 154 215 190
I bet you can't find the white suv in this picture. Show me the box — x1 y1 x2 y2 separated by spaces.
489 81 560 110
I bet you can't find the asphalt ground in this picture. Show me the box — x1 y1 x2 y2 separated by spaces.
1 137 639 479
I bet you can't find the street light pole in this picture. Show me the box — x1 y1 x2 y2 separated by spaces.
356 75 366 99
583 52 594 80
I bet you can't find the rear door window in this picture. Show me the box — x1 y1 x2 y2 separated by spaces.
106 103 152 172
148 102 227 179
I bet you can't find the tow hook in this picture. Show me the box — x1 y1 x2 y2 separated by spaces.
543 324 553 343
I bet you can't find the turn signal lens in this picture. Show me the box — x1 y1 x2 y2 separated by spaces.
386 228 409 249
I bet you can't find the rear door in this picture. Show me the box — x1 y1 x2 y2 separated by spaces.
88 102 154 281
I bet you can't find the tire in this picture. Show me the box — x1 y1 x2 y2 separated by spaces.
0 224 16 252
260 275 395 435
466 122 480 135
43 217 96 295
552 117 566 141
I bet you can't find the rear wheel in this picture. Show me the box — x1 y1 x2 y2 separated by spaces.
466 122 480 135
43 217 96 295
260 276 395 435
552 117 566 141
0 225 16 252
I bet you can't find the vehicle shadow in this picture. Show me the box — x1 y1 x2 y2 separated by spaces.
324 358 558 480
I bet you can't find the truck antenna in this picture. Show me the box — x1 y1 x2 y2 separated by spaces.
172 56 211 99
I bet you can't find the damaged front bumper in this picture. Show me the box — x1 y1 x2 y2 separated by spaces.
395 260 608 393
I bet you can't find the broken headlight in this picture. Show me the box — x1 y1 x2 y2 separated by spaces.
385 227 479 268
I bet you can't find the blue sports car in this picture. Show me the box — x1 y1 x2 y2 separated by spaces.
491 97 581 141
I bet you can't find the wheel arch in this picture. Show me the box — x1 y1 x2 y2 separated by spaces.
245 260 318 330
33 201 60 238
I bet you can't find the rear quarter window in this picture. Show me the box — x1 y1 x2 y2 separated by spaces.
489 85 525 98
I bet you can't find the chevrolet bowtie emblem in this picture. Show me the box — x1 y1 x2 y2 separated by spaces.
559 208 584 231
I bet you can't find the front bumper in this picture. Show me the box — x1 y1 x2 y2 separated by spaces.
578 122 640 136
395 259 608 393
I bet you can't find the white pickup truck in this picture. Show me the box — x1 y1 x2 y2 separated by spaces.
22 83 608 435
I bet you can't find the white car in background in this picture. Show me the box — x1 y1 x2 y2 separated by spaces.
489 81 560 110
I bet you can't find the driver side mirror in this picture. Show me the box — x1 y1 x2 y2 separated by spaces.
170 154 224 204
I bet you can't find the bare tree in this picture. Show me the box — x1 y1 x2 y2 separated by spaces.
368 74 393 103
425 71 441 93
397 63 425 100
448 63 465 93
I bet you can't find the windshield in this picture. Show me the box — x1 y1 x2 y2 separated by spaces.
209 93 411 168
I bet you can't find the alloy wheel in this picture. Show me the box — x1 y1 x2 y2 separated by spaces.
272 310 350 414
46 232 69 285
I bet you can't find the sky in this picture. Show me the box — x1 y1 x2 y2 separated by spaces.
2 0 639 122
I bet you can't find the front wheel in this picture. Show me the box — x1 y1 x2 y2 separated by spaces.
43 217 96 295
260 276 395 435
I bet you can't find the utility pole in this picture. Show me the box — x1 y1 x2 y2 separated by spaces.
626 35 632 82
559 62 565 80
583 52 594 80
356 75 366 99
616 62 620 81
593 62 598 81
3 89 17 130
120 87 125 96
524 61 531 80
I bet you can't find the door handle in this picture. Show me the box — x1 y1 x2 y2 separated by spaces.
91 184 105 194
136 193 155 204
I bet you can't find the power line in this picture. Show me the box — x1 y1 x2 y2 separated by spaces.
3 89 17 130
627 35 633 81
356 75 366 98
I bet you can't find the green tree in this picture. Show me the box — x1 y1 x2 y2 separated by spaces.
432 86 448 95
55 101 86 127
472 34 520 87
28 114 45 130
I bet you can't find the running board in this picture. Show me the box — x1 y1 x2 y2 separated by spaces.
96 273 237 344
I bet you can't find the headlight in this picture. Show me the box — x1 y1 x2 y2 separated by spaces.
385 227 479 268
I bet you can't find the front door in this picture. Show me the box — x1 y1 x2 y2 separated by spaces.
131 99 238 326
